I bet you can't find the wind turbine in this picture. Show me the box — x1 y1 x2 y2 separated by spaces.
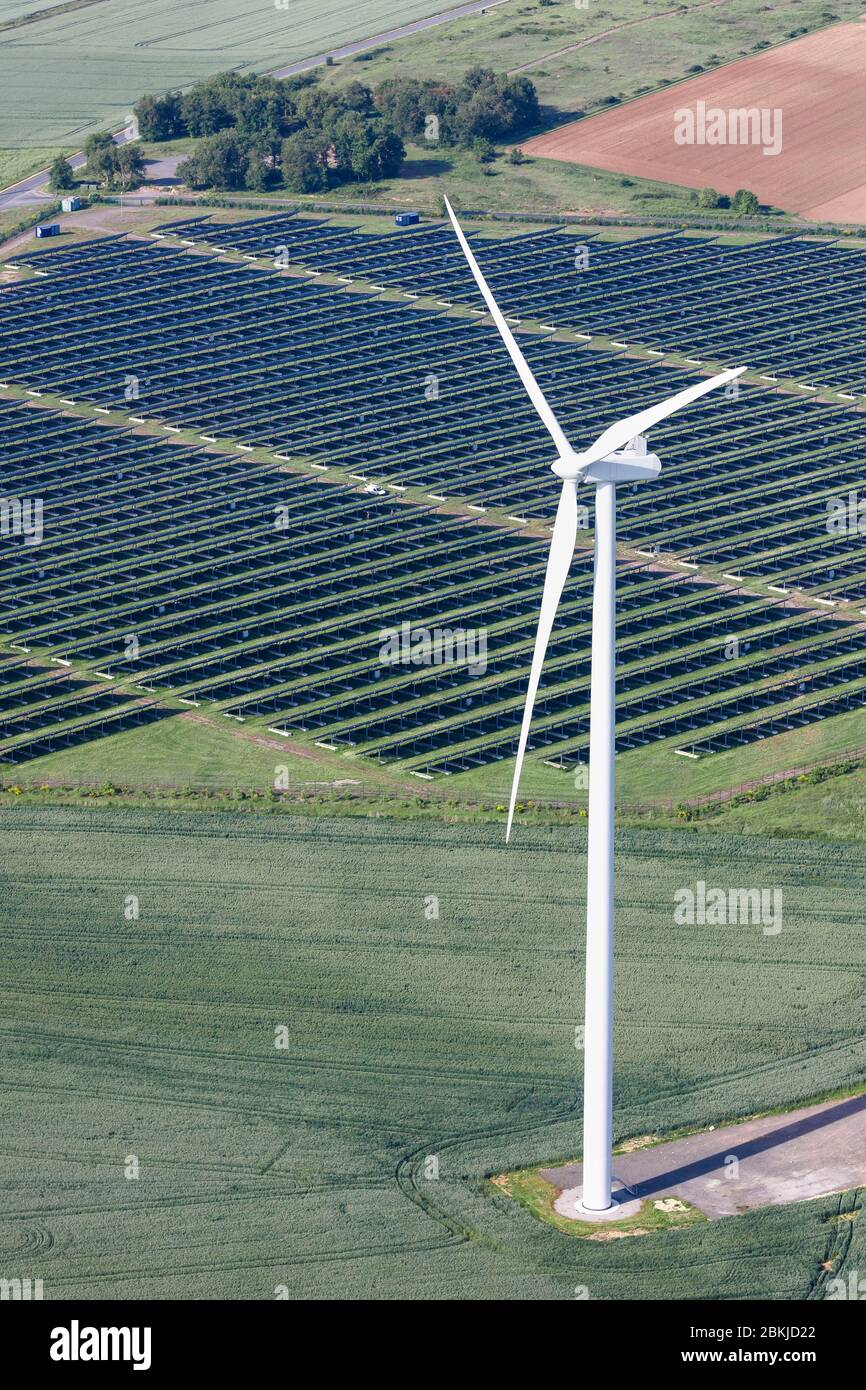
443 196 745 1214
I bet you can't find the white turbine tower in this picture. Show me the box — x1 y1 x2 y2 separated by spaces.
444 196 745 1214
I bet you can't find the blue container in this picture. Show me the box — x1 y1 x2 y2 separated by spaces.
395 211 420 227
35 223 61 238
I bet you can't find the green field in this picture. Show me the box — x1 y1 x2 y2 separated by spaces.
0 145 58 189
1 806 864 1298
291 139 726 221
0 0 467 149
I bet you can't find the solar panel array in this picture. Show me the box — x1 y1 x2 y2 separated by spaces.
2 222 865 776
157 213 866 390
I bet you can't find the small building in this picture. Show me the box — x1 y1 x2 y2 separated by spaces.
35 223 60 238
395 211 420 227
61 196 81 213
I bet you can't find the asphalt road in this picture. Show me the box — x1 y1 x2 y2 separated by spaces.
0 0 513 210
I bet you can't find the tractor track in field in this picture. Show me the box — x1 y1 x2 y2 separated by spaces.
0 1024 567 1094
0 1075 416 1137
12 1233 464 1293
807 1187 861 1298
0 976 850 1038
400 1068 866 1256
0 1176 392 1227
395 1095 579 1246
7 1018 865 1157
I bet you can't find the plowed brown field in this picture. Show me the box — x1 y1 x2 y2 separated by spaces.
521 20 866 223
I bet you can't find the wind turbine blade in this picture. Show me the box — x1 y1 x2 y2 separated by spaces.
506 480 578 842
578 366 746 470
443 195 572 460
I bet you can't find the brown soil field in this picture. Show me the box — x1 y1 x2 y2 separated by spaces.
521 19 866 224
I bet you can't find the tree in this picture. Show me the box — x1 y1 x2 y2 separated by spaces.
83 133 118 187
245 149 277 192
458 66 497 98
181 82 235 137
330 113 404 182
343 81 375 116
178 130 250 190
373 77 438 140
295 85 349 133
235 91 285 156
130 65 535 198
114 142 146 191
281 132 329 192
453 76 538 143
48 154 75 191
731 188 760 215
80 134 146 190
373 69 539 148
134 92 185 142
368 126 404 180
500 74 539 130
697 186 721 209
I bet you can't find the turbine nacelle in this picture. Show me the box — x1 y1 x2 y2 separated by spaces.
551 437 662 485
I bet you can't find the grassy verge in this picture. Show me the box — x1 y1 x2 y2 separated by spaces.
3 698 866 843
453 702 866 807
0 201 63 249
182 141 794 225
489 1167 705 1240
0 147 63 192
670 760 866 841
246 142 728 221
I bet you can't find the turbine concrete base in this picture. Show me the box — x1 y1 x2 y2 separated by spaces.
555 1182 643 1222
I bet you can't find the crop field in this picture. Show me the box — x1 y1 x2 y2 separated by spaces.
522 18 866 223
0 806 864 1299
1 223 865 786
0 0 472 150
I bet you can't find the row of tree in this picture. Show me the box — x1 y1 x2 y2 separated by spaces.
133 68 540 193
696 186 760 214
178 116 404 194
371 71 539 146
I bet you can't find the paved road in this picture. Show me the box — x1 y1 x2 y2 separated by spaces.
0 0 513 210
543 1092 866 1220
